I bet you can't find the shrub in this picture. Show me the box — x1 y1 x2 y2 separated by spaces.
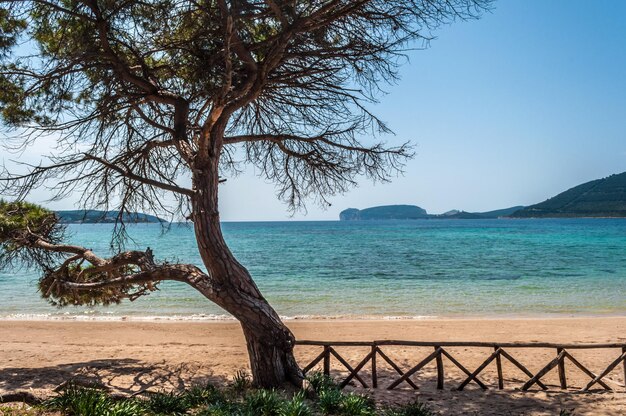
43 385 145 416
180 383 223 408
144 391 188 415
318 388 343 415
306 372 337 394
383 401 434 416
279 391 312 416
107 400 146 416
199 401 244 416
231 370 252 393
243 389 284 416
37 378 469 416
337 393 375 416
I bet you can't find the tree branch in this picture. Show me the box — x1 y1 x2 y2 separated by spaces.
224 133 410 155
83 154 194 196
59 264 203 290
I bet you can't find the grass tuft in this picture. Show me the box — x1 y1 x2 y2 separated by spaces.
306 372 337 394
180 382 223 408
26 378 578 416
43 383 145 416
198 400 243 416
143 391 188 416
243 389 283 416
279 391 312 416
231 370 252 393
106 400 146 416
318 388 343 415
0 405 41 416
383 401 434 416
337 392 375 416
43 385 113 416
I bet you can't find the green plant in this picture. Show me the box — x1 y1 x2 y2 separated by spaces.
306 372 337 394
338 393 375 416
243 389 283 416
180 383 223 408
36 381 425 416
279 391 312 416
199 401 243 416
383 401 434 416
231 370 252 393
318 389 343 415
144 391 188 416
0 406 41 416
43 384 146 416
559 410 575 416
107 400 146 416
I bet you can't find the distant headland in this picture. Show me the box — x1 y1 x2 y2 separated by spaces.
55 210 164 224
340 172 626 220
339 205 523 220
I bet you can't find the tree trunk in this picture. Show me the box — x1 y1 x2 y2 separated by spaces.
190 161 303 388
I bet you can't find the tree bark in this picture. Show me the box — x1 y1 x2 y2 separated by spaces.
190 157 303 387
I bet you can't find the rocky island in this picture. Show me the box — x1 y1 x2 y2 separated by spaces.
339 205 522 220
55 210 164 224
339 205 429 220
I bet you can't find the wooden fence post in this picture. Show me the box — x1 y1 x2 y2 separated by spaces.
557 347 567 389
323 345 331 376
371 345 378 388
623 347 626 389
495 347 504 389
436 346 444 390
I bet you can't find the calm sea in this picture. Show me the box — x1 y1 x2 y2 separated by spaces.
1 219 625 320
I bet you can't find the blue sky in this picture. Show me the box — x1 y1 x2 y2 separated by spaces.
5 0 626 221
219 0 626 220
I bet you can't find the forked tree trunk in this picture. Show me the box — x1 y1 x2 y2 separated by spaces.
190 162 303 387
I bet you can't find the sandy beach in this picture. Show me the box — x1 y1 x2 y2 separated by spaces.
1 317 626 415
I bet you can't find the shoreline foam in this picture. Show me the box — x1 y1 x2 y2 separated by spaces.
3 311 626 322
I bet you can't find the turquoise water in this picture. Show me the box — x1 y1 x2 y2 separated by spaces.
0 219 625 319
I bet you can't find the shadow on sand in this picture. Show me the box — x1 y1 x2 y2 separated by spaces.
1 359 626 415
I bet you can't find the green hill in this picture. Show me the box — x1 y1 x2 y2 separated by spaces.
510 172 626 218
56 210 164 224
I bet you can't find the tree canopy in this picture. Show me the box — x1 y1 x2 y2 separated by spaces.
1 0 489 218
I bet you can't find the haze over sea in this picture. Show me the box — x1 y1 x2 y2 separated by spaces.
1 219 625 320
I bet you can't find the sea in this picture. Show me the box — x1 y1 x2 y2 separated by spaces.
0 219 625 321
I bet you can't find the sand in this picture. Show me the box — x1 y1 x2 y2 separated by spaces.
1 317 626 415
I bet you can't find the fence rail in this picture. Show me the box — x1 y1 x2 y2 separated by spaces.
295 340 626 392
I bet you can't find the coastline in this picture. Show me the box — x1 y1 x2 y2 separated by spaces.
2 311 626 322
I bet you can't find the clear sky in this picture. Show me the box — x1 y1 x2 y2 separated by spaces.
4 0 626 221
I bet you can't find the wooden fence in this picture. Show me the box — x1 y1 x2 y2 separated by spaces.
295 341 626 392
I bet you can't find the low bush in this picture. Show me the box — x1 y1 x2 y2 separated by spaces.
279 391 311 416
26 375 529 416
382 401 435 416
243 389 283 416
43 384 147 416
